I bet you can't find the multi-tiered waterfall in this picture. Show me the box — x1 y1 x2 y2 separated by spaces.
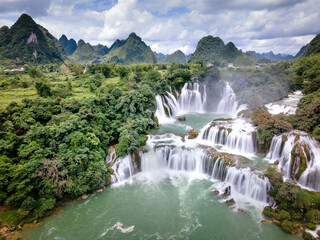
197 118 257 156
155 82 245 124
140 145 270 207
265 131 320 191
107 132 271 209
155 83 207 124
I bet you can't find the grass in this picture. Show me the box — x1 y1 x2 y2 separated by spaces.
0 87 38 109
0 72 100 110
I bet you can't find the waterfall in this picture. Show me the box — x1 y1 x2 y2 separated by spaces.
108 154 136 184
140 146 271 207
197 119 257 155
265 131 320 191
265 90 303 115
155 82 207 124
217 83 246 116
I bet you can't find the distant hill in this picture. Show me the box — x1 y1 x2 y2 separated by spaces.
154 52 168 59
0 13 65 64
304 33 320 57
104 32 157 64
59 34 77 55
166 50 186 64
92 44 109 56
247 50 294 61
188 36 225 62
188 36 242 63
220 42 241 62
70 39 99 64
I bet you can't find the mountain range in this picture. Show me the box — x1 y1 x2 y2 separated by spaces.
0 13 318 66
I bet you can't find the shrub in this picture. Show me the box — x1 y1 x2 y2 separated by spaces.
306 209 320 224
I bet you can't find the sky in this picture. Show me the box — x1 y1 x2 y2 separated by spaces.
0 0 319 55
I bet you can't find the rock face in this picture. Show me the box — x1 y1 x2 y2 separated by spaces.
59 34 77 55
104 32 157 65
0 14 65 64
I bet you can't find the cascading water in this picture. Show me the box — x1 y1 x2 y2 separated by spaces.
140 144 271 209
155 82 207 124
216 83 247 116
197 118 257 156
108 154 136 184
265 131 320 191
265 90 303 115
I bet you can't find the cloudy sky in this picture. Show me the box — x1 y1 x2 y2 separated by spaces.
0 0 319 55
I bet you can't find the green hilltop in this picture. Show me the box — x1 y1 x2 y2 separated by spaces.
69 39 99 64
0 14 65 65
59 34 77 55
188 35 242 63
166 50 186 64
104 32 157 64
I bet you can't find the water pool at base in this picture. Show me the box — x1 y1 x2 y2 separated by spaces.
24 173 297 240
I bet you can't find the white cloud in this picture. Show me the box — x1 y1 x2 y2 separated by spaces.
0 0 318 54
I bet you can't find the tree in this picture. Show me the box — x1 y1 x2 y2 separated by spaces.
72 64 83 76
35 78 52 98
28 66 41 78
117 66 130 80
101 64 112 78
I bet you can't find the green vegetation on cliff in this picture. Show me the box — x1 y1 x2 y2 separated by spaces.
188 36 225 63
0 14 64 65
70 40 99 64
166 50 186 64
59 34 77 56
104 33 157 65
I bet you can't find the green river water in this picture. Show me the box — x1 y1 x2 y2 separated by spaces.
24 113 298 240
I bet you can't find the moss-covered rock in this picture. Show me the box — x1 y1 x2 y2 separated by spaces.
188 129 199 139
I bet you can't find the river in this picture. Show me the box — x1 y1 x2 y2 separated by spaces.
24 82 298 240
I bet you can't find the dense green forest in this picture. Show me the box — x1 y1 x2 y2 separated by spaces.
0 63 204 231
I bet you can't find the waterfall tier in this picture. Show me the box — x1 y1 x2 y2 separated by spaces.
155 82 207 124
197 119 257 156
155 82 246 125
140 146 271 207
265 131 320 191
217 83 247 116
265 90 303 115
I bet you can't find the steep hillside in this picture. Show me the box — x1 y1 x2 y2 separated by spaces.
304 33 320 57
105 32 157 64
166 50 186 64
0 14 64 65
92 44 109 56
59 34 77 55
220 42 241 62
70 39 99 64
188 36 225 62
